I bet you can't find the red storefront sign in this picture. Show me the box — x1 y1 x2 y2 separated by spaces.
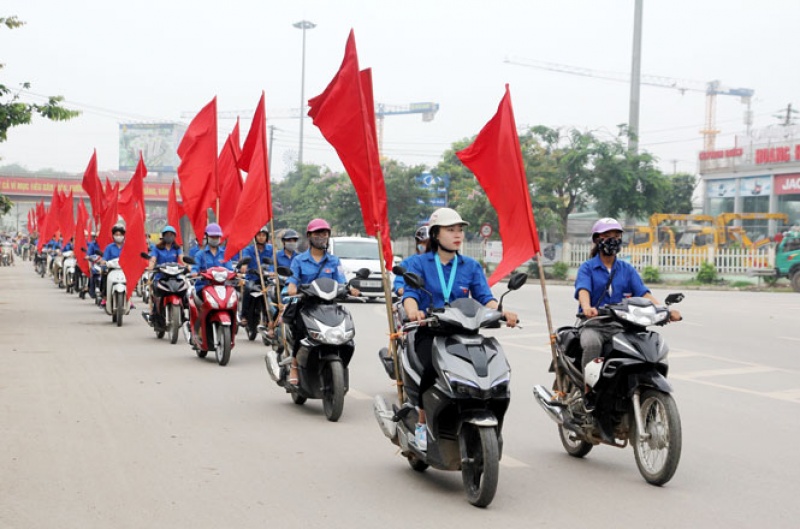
0 175 176 201
775 173 800 195
699 148 743 161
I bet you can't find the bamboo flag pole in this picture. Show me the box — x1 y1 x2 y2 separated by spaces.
375 231 403 405
537 252 564 395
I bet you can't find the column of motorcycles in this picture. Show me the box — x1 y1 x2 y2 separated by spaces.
25 249 686 508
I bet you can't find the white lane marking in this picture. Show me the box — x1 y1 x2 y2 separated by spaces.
671 376 800 404
500 455 529 468
347 388 373 401
779 336 800 342
498 332 550 341
677 366 778 379
668 350 703 358
766 389 800 401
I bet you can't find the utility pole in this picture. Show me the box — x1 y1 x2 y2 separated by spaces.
293 20 316 169
628 0 644 152
268 125 276 177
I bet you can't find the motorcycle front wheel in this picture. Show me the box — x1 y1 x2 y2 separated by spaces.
632 389 682 486
460 425 500 508
214 324 232 366
322 361 345 422
115 291 125 327
169 304 181 344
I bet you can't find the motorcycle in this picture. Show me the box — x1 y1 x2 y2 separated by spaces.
103 258 130 326
144 255 190 344
532 294 685 486
1 242 14 266
264 268 369 422
34 250 47 277
372 267 527 508
183 256 249 366
62 250 77 294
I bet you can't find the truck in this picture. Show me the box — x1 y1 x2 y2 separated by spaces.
773 231 800 292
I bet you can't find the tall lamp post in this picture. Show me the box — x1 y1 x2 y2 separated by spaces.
293 19 316 169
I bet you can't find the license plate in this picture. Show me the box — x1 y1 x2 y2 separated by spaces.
360 280 381 288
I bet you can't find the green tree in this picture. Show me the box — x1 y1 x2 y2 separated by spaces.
1 15 80 214
661 173 697 214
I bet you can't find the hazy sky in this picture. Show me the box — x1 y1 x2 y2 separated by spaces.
1 0 798 180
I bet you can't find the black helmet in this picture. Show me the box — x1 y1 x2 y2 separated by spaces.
415 225 430 241
111 224 126 235
281 229 299 241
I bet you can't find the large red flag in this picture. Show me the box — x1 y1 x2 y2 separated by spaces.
119 202 149 300
456 85 540 285
75 199 90 276
307 30 393 267
59 190 75 244
167 180 185 246
81 150 104 224
119 153 147 222
27 210 33 234
217 119 242 233
224 93 271 261
38 188 62 251
97 183 119 251
177 97 218 242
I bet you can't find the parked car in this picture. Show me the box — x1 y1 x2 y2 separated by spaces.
328 236 393 300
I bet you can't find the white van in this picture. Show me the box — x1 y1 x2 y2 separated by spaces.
328 236 392 300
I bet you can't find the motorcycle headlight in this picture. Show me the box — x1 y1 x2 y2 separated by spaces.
490 376 511 397
614 305 664 326
308 322 353 345
212 270 229 283
204 290 220 309
443 371 482 398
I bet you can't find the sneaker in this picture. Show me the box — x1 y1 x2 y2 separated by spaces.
100 299 106 307
414 423 427 451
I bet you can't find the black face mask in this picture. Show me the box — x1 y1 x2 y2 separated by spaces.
598 237 622 256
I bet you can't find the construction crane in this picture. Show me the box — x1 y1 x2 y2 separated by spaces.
504 56 754 151
180 101 440 155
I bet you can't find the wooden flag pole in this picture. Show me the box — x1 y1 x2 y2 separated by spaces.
537 252 564 395
375 231 403 405
253 236 273 327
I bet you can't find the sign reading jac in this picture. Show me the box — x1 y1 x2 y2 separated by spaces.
775 173 800 195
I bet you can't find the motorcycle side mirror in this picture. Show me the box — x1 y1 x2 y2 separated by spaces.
403 272 424 290
355 268 371 279
238 256 252 268
140 252 151 260
665 293 684 306
506 272 528 291
392 265 406 276
182 255 196 265
276 266 293 277
261 257 273 265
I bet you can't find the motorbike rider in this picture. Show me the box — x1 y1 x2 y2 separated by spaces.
393 224 430 296
85 232 102 298
276 229 300 269
189 223 235 332
143 225 184 323
240 226 274 327
575 218 681 406
402 208 518 450
283 218 360 385
99 224 127 307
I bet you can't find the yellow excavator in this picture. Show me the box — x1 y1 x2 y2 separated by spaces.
714 213 789 249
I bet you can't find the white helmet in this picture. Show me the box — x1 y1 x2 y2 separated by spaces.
428 208 469 228
584 357 604 388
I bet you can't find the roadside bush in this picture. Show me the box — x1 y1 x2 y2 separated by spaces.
551 261 569 280
642 266 661 283
696 262 718 284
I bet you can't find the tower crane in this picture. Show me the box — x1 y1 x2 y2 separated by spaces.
504 56 754 151
180 101 440 155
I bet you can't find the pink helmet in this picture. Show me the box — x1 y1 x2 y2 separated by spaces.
306 218 331 234
205 223 223 237
591 218 624 241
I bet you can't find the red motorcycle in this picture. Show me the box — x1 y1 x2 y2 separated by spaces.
184 256 249 366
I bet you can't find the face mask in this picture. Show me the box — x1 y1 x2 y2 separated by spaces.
208 237 221 248
417 243 427 253
284 242 297 252
113 235 125 244
309 235 328 250
598 237 622 256
163 234 175 244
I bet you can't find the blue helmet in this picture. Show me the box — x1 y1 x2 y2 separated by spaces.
161 225 177 235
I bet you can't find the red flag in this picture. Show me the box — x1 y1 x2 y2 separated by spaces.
178 97 218 242
38 188 62 251
59 190 75 244
167 180 185 246
81 150 104 224
307 31 393 267
119 153 147 222
217 119 243 233
224 93 271 261
75 199 90 276
119 202 149 300
27 210 33 234
456 85 540 285
35 201 46 236
97 183 119 251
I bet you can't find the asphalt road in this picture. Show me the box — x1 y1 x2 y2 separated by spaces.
1 264 798 528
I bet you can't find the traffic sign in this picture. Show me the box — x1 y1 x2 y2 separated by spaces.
480 223 493 238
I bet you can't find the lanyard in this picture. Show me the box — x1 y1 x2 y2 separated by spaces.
434 253 458 304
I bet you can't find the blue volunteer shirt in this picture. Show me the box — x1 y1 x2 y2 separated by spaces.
286 250 346 287
62 242 73 252
242 243 274 279
192 245 234 292
393 254 421 294
151 243 183 266
275 249 297 270
402 252 495 313
574 255 650 313
87 241 101 257
102 242 123 261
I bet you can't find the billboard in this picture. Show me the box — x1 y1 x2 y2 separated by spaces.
119 123 186 172
739 175 771 196
707 178 737 198
0 175 175 202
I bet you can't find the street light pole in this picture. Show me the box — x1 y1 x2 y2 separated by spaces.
293 19 316 169
628 0 643 153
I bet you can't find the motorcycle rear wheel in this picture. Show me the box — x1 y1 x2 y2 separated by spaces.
559 425 593 458
632 390 682 486
460 425 500 508
322 361 345 422
115 291 125 327
168 305 181 344
214 324 232 366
